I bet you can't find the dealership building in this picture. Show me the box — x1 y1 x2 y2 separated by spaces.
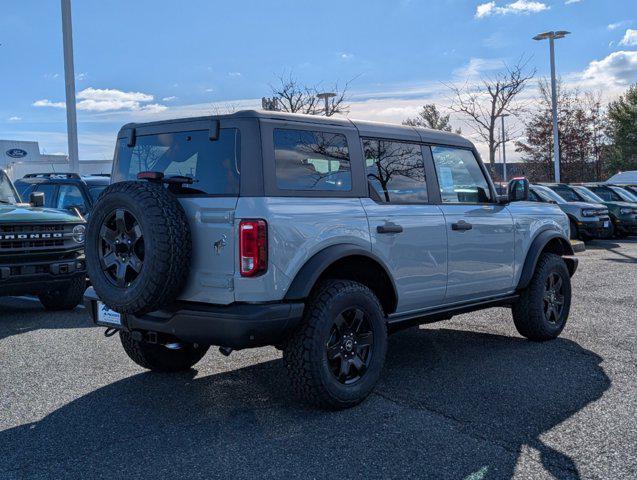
1 139 112 180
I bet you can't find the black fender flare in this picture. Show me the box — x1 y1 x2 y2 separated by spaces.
284 243 398 303
517 229 576 290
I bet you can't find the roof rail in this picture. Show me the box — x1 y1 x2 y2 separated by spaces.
90 173 111 177
23 172 82 179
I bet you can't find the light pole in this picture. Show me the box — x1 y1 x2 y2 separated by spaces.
500 114 510 182
316 92 336 117
533 30 570 183
61 0 79 173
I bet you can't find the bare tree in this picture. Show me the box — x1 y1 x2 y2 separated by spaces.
265 74 352 116
403 104 460 133
446 59 535 165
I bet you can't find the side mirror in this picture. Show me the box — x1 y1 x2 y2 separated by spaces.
29 192 45 207
508 177 530 202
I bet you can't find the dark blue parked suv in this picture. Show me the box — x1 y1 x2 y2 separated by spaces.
14 173 110 217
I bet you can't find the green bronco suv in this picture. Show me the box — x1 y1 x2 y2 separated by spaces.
0 169 86 310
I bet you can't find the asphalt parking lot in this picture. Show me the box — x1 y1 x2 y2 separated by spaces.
1 240 636 480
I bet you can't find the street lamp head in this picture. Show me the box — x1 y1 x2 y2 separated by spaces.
533 30 571 41
533 31 553 41
316 92 337 100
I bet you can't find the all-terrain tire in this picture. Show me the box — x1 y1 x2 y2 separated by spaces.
85 181 191 316
283 280 388 410
38 275 86 311
119 330 209 372
512 253 571 341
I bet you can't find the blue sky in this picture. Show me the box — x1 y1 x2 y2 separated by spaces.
1 0 636 159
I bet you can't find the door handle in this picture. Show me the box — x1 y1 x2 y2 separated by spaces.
377 224 403 234
451 221 473 231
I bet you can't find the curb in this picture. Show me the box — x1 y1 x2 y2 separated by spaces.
570 240 586 253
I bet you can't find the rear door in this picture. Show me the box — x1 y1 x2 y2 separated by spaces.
362 138 447 312
113 117 250 305
430 146 515 302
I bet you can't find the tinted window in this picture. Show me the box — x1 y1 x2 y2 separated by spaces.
35 184 57 208
363 139 427 203
528 190 542 202
274 128 351 191
114 129 240 195
551 186 582 202
57 185 86 211
588 186 622 202
431 147 491 203
89 186 107 202
13 181 32 202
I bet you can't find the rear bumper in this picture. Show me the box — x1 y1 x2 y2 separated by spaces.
0 256 85 296
84 287 305 349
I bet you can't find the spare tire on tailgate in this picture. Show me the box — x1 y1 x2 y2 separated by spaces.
86 181 191 316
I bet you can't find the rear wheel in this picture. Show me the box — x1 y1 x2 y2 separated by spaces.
38 276 86 311
119 331 209 372
284 280 387 409
512 253 571 341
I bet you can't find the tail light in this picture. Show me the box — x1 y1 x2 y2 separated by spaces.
239 220 267 277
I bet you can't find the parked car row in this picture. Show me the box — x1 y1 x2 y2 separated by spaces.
528 182 637 241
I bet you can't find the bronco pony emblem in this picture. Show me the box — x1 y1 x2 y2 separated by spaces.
213 234 227 254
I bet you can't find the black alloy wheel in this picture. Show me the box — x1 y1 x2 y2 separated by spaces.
99 208 144 288
543 272 565 324
326 307 374 384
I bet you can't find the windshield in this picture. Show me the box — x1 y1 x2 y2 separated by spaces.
549 185 583 202
114 128 241 195
533 185 566 204
609 186 637 202
0 171 19 204
572 186 605 203
587 185 623 202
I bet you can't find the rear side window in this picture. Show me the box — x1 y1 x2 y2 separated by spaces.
114 129 240 195
273 128 351 191
363 138 428 203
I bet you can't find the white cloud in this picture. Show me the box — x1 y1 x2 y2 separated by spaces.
476 0 548 18
581 51 637 87
204 87 214 92
76 72 88 81
228 72 242 77
162 96 177 102
564 0 581 4
453 58 503 78
33 87 167 112
43 73 59 80
33 99 66 108
7 116 22 122
608 21 631 31
619 29 637 46
340 52 354 60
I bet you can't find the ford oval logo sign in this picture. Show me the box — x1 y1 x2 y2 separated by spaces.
6 148 28 159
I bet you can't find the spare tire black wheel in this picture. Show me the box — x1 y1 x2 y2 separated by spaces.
86 181 191 316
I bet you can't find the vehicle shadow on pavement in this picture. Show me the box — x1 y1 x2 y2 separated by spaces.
0 297 91 343
0 328 610 479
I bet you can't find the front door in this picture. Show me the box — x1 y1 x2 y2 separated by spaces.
362 138 447 313
430 145 515 302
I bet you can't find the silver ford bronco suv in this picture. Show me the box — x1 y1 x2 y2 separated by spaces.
84 110 578 409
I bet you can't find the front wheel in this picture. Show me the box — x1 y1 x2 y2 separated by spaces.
38 276 86 311
284 280 387 409
512 253 571 341
119 331 209 372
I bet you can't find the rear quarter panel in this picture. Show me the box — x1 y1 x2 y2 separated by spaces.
505 201 570 286
233 197 371 302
